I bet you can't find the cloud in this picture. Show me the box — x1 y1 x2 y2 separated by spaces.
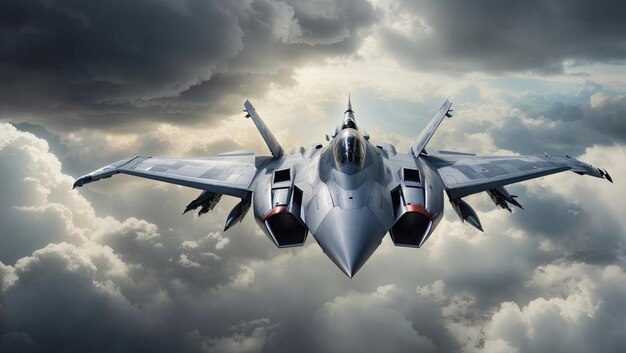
375 0 626 74
187 319 276 353
493 88 626 155
415 263 626 353
1 242 160 352
0 124 258 351
0 0 375 131
1 54 626 353
481 263 626 353
312 285 437 353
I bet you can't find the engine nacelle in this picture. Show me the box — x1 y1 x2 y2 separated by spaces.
253 168 308 247
389 168 434 248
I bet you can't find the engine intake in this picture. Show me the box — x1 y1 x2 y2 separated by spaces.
255 168 308 247
262 203 307 247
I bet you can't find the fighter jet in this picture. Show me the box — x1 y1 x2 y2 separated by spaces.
73 98 613 277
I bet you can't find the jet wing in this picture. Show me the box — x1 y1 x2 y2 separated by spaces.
433 154 608 199
73 154 257 198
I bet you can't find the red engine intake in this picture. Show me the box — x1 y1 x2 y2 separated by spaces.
255 168 308 247
389 180 433 247
261 203 307 247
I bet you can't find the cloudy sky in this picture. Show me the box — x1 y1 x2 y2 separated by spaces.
1 0 626 352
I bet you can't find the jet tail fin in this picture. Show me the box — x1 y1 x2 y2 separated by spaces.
410 99 453 157
244 100 284 158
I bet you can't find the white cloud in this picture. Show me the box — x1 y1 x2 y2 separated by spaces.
188 318 275 353
313 285 437 353
414 263 626 353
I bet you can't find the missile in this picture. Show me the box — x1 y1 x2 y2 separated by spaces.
450 198 483 231
224 196 251 231
182 191 222 216
198 193 222 216
486 186 523 212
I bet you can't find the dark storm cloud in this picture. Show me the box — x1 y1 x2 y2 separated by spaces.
380 0 626 73
507 186 625 265
0 0 375 131
491 90 626 155
10 69 298 132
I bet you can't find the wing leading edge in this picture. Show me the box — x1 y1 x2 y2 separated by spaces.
73 154 257 198
432 153 611 199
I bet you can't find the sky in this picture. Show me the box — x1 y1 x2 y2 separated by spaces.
1 0 626 352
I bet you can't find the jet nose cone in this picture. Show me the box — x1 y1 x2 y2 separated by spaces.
313 207 386 278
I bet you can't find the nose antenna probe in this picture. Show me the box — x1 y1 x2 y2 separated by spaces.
345 93 354 114
342 94 357 130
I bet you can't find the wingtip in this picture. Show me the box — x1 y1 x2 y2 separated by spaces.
72 175 92 189
603 168 613 183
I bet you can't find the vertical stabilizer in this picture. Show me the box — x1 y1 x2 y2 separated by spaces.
244 100 284 158
410 99 453 157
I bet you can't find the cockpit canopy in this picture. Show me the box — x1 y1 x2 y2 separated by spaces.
341 119 357 130
333 128 366 169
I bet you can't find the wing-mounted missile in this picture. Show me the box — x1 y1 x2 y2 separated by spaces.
486 186 522 212
182 191 222 216
450 198 483 232
224 193 252 231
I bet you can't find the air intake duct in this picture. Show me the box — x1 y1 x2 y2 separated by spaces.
389 186 433 247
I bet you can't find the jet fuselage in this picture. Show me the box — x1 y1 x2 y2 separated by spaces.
251 105 445 277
